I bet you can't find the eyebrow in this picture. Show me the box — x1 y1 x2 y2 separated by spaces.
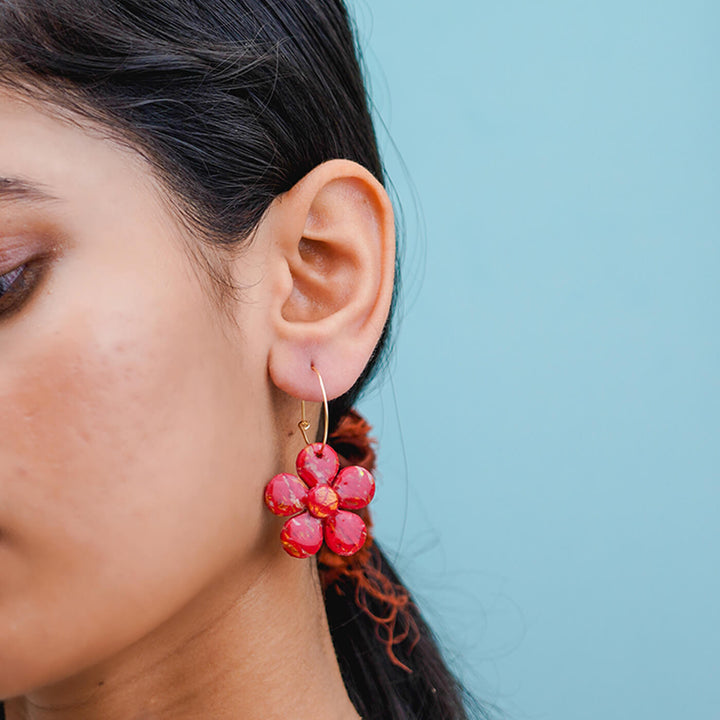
0 177 59 204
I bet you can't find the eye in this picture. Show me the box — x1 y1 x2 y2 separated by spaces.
0 260 45 318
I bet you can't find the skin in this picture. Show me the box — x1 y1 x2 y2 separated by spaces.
0 89 396 720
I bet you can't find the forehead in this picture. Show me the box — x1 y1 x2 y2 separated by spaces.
0 89 160 206
0 87 229 308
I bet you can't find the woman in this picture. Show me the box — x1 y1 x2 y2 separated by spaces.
0 1 482 718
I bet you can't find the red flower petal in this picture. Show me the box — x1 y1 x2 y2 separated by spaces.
324 510 367 556
296 443 339 487
264 473 308 516
280 512 323 558
333 465 375 509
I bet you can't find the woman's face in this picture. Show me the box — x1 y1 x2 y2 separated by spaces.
0 90 284 696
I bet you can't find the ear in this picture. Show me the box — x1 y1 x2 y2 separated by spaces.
264 159 395 402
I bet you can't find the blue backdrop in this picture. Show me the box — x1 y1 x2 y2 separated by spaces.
352 2 720 719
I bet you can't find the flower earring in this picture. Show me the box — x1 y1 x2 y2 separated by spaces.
264 365 375 558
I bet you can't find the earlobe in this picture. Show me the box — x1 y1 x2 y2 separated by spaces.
266 160 395 402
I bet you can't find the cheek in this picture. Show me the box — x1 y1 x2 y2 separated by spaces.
0 263 273 694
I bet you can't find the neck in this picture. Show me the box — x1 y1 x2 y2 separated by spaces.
4 549 359 720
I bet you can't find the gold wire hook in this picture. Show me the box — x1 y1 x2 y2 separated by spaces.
298 364 329 452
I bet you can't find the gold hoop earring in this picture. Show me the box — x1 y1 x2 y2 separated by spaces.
298 364 329 449
264 365 375 558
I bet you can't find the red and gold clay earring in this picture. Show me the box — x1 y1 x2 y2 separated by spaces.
264 365 375 558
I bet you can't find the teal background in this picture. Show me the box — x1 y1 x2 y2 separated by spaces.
351 2 719 719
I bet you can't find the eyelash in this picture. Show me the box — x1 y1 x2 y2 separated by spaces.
0 261 44 318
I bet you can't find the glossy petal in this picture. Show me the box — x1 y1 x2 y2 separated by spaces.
333 466 375 510
306 484 339 519
264 473 308 517
280 512 323 558
296 443 339 487
324 510 367 556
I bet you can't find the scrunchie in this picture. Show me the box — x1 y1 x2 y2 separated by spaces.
320 409 420 673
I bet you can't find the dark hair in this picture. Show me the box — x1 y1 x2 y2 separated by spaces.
0 1 481 717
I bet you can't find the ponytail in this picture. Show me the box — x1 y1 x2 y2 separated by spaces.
323 410 485 719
